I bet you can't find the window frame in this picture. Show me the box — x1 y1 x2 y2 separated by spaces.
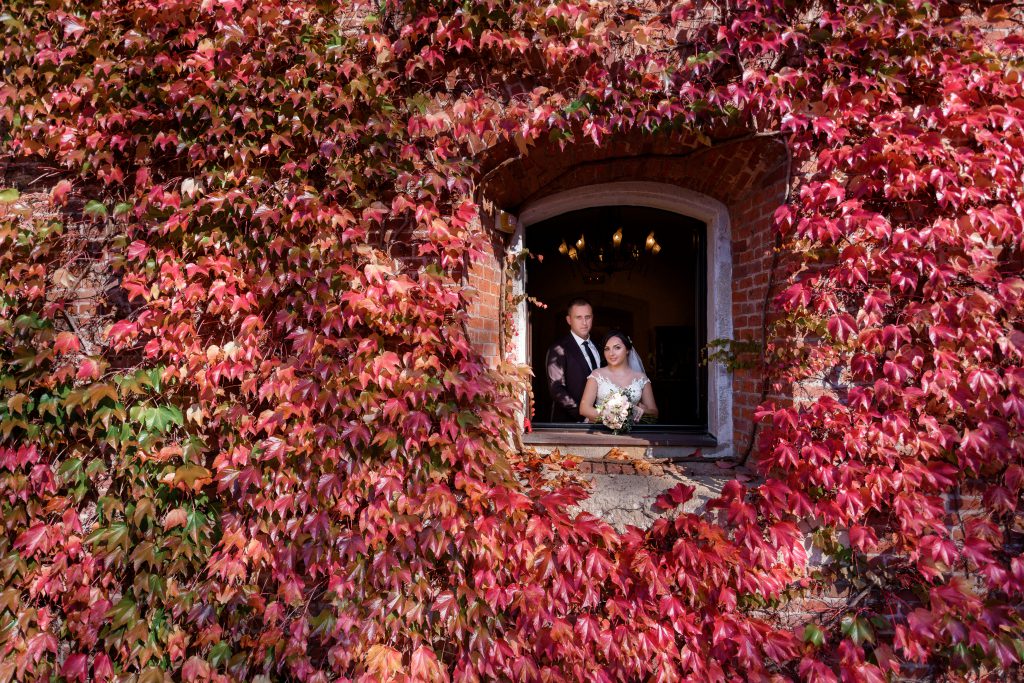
510 182 734 457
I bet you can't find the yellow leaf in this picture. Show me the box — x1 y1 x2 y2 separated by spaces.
0 659 15 683
6 393 28 415
126 621 150 646
138 667 169 683
133 498 155 526
364 644 403 677
0 587 19 613
85 383 119 409
63 389 86 409
186 404 205 426
173 464 211 490
514 132 529 155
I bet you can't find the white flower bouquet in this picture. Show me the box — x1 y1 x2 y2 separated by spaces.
598 389 633 434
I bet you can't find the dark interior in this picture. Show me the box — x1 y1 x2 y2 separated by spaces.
525 205 708 430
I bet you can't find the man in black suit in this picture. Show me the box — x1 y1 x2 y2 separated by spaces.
546 298 601 422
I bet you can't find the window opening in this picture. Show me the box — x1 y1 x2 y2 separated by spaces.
525 205 708 430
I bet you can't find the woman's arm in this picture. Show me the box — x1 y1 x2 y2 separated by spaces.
639 381 658 420
579 377 600 422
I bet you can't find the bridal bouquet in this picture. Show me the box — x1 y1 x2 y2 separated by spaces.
598 389 633 434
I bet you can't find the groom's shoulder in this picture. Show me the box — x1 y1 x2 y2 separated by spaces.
550 333 573 348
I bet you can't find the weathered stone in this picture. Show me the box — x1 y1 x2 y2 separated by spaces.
573 460 736 531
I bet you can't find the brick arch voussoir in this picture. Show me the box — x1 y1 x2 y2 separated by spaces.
477 127 786 214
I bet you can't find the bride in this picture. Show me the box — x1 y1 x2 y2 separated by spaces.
579 331 658 424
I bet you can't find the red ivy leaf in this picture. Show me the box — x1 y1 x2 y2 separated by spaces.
53 331 80 354
410 646 443 680
849 525 878 552
60 654 89 682
827 313 857 343
654 483 695 511
15 523 53 557
51 179 73 206
93 653 113 680
76 358 101 380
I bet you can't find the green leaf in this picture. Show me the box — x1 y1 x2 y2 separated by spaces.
13 313 44 330
84 200 108 218
137 404 183 432
57 457 83 480
0 13 26 31
840 614 874 645
106 596 137 629
182 435 207 463
803 623 825 647
148 573 166 599
210 641 232 668
564 96 592 115
113 202 133 217
456 411 479 429
0 188 19 203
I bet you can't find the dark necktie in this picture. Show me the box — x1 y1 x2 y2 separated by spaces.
582 340 598 370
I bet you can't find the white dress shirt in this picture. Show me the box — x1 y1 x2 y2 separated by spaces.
571 331 598 371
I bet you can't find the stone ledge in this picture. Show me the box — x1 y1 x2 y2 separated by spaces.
524 427 718 447
523 428 724 460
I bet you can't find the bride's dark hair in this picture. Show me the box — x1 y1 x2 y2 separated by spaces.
602 330 633 351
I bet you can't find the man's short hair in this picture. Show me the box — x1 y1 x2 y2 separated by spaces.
566 297 592 314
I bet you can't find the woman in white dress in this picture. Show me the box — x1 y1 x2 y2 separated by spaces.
579 331 659 424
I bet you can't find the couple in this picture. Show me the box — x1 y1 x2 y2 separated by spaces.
545 298 658 425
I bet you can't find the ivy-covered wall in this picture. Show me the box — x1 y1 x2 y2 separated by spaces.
1 1 1022 681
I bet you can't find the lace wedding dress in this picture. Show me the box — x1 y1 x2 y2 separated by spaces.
591 371 650 409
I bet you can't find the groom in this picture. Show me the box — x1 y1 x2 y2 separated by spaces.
546 298 601 422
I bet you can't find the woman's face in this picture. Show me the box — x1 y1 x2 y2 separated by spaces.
603 337 628 366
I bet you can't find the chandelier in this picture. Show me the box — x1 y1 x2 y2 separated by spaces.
557 227 662 283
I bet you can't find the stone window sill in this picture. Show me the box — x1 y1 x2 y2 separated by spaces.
523 427 717 449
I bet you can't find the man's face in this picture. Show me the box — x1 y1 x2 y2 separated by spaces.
566 304 593 339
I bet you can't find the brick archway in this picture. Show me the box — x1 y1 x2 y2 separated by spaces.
467 132 786 457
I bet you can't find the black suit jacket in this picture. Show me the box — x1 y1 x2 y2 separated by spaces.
546 334 595 422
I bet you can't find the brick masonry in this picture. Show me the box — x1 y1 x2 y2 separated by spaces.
465 228 506 365
468 129 787 454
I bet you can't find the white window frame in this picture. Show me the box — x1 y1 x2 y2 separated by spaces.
509 181 734 455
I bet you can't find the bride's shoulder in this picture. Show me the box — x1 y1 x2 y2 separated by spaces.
632 372 651 385
589 368 610 380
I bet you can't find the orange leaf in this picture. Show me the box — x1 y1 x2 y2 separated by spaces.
54 331 80 354
364 644 403 678
163 508 188 531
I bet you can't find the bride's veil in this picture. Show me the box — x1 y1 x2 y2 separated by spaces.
627 346 646 374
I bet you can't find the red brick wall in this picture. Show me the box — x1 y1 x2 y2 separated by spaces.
729 177 787 455
465 223 505 364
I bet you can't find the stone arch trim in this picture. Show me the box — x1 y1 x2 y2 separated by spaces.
514 181 734 455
